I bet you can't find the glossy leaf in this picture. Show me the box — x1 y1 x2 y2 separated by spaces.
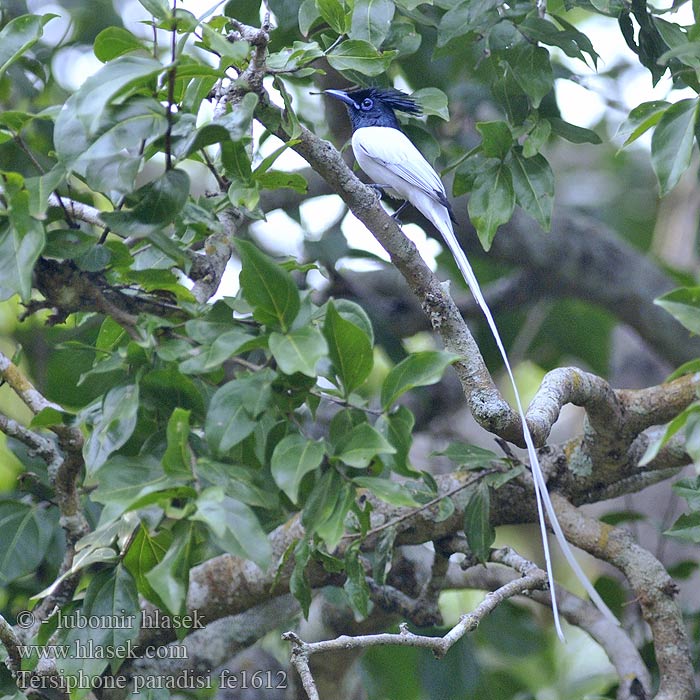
467 161 516 250
655 286 700 334
101 169 190 235
55 566 140 687
0 13 57 80
333 422 396 468
83 384 140 473
271 435 325 503
0 173 45 302
327 40 397 76
145 522 197 615
94 27 146 61
0 502 56 583
464 481 494 563
162 408 193 478
502 44 553 108
123 523 172 609
205 370 274 454
192 487 272 569
236 240 300 331
616 100 669 147
316 0 347 34
269 326 328 377
549 117 602 144
509 151 554 231
477 120 513 160
375 406 417 476
178 328 252 374
381 351 459 410
323 302 373 395
436 442 500 469
411 87 449 121
350 0 395 47
650 98 699 195
353 476 420 506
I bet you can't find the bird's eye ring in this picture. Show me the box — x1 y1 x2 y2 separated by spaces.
360 98 373 110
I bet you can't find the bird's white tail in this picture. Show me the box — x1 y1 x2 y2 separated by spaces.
433 212 617 639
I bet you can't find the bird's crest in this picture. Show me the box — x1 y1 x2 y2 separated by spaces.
346 87 422 115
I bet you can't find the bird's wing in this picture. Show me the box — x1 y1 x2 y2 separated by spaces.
353 127 448 204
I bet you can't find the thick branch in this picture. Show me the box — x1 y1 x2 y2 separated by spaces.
552 494 694 700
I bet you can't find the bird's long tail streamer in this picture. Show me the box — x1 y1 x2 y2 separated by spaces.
437 222 618 639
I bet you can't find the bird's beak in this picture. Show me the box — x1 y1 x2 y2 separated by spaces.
323 89 357 108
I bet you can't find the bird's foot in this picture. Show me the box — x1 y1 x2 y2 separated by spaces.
391 200 408 225
368 183 385 200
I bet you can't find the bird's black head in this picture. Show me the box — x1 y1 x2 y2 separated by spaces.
324 87 421 132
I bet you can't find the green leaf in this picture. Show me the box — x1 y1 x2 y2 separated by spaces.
436 442 500 468
0 14 57 80
192 487 272 569
316 480 354 550
664 511 700 542
522 119 552 158
327 40 397 76
236 239 300 331
510 151 554 231
381 350 459 409
353 476 421 506
468 160 515 250
502 44 553 109
162 408 193 478
290 539 312 617
55 55 164 137
55 566 140 687
138 0 170 19
299 1 321 35
205 370 274 454
519 15 586 62
639 403 700 466
56 96 168 196
0 502 56 584
256 170 308 193
651 98 699 195
269 326 328 377
350 0 395 47
94 27 146 61
476 120 513 160
123 523 172 610
0 173 45 302
464 481 494 563
101 168 190 236
333 422 396 468
302 468 341 533
323 302 374 395
83 384 140 474
673 476 700 510
437 0 499 48
216 92 259 141
549 117 602 144
375 406 417 476
178 328 252 374
145 522 197 615
411 87 449 121
316 0 347 34
271 435 325 504
344 542 369 617
655 286 700 334
616 100 669 147
90 456 177 519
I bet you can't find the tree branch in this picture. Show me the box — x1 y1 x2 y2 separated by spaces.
552 494 694 700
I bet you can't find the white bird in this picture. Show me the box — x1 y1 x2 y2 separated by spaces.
325 86 618 639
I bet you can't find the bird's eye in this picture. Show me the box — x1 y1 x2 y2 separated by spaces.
360 98 373 110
